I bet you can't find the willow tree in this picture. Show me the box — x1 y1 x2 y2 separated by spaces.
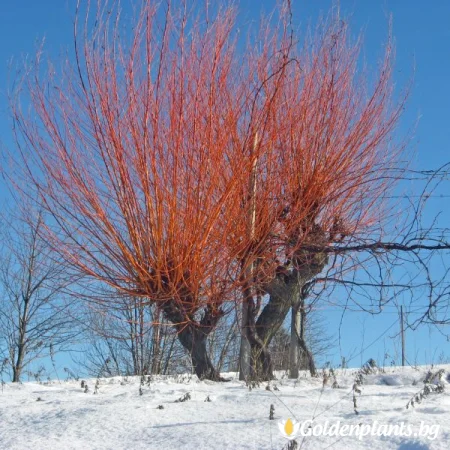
231 14 406 380
12 1 251 381
11 1 415 381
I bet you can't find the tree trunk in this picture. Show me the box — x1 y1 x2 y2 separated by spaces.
13 341 25 382
245 292 274 381
161 301 224 381
240 133 259 381
249 275 301 381
12 364 21 383
238 303 251 380
13 309 29 382
289 299 316 378
247 228 329 381
177 325 223 380
289 304 301 379
298 304 316 376
151 308 162 375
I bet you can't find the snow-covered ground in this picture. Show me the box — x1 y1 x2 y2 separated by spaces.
1 365 449 449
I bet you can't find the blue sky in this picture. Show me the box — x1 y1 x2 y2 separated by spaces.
0 0 449 376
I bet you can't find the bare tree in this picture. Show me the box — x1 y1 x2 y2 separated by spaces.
80 297 179 377
11 0 249 380
0 211 78 382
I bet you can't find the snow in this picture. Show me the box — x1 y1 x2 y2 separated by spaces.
1 365 449 449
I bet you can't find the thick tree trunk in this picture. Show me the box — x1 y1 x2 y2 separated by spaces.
177 325 223 380
12 365 21 383
249 275 301 381
12 343 25 382
247 227 328 381
161 301 224 381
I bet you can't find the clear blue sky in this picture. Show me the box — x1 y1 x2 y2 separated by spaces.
0 1 449 376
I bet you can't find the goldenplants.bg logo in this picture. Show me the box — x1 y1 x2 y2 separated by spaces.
278 418 301 440
278 419 440 441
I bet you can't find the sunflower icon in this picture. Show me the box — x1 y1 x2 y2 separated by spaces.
278 418 300 440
